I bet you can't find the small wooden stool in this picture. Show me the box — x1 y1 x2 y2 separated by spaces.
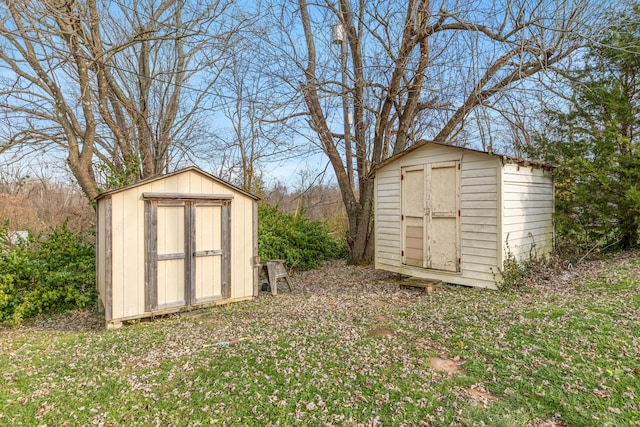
262 260 293 296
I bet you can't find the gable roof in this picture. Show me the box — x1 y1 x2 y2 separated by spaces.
373 140 554 173
95 166 260 201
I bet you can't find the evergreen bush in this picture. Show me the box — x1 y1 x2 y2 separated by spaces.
258 205 348 270
0 223 96 324
530 5 640 250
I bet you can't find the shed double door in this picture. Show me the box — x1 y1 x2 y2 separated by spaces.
401 162 460 272
145 199 230 311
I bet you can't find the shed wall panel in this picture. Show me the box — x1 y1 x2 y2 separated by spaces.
461 230 496 242
459 160 498 286
374 166 402 268
461 223 497 234
503 170 552 185
98 167 258 326
501 164 554 261
122 186 143 317
96 201 106 304
503 214 553 226
462 175 497 186
378 224 401 233
461 184 498 194
464 192 498 202
461 200 498 210
463 208 498 218
377 210 399 220
462 244 498 257
375 143 500 288
503 206 553 217
461 216 498 226
377 214 399 223
464 253 498 265
110 193 125 320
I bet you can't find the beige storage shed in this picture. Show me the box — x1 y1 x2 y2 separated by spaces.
374 141 554 289
96 167 259 328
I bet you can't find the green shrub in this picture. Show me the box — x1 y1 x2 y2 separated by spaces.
258 205 348 270
0 223 96 324
494 250 535 292
491 239 538 292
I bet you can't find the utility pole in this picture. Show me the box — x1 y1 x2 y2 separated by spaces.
332 22 354 188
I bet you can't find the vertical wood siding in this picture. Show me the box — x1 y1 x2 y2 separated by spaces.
100 169 256 324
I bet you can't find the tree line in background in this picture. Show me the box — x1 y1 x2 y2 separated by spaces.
530 3 640 250
0 0 638 262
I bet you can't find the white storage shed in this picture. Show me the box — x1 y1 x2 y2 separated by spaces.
96 167 259 328
374 141 554 289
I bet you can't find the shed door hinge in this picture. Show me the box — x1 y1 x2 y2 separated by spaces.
401 214 404 220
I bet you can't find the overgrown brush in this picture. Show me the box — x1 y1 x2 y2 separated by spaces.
0 222 96 324
491 240 540 291
258 205 348 269
494 250 537 291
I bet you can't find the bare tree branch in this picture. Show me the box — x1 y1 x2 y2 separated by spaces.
0 0 239 199
258 0 603 263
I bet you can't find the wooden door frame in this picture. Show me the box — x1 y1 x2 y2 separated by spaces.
401 165 427 267
144 193 232 312
190 202 231 305
426 161 461 272
401 162 461 272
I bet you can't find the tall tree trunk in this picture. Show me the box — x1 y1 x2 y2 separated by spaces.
288 0 589 263
348 177 375 264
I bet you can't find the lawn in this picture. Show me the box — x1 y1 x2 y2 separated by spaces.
1 253 639 426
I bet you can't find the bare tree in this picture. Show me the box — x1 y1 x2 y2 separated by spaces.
259 0 600 263
0 164 30 195
206 34 301 193
0 0 239 200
